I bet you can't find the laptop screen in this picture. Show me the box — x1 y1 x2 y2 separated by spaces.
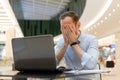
12 35 56 71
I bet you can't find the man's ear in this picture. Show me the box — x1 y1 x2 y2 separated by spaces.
77 21 80 29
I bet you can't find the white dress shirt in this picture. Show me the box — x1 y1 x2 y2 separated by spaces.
55 31 100 80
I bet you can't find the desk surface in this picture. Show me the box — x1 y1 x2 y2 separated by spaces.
0 70 110 79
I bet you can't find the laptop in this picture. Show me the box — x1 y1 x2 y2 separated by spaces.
12 35 58 72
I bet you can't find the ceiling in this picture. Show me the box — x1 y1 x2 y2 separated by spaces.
0 0 120 39
12 0 71 20
80 0 120 39
0 0 23 37
0 0 12 26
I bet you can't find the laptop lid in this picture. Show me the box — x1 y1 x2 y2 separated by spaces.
12 35 56 71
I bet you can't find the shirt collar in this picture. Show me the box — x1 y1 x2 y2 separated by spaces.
78 30 84 42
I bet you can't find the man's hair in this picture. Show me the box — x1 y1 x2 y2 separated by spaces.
59 11 79 24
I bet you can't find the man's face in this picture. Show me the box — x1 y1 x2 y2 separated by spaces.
60 16 75 28
60 16 80 31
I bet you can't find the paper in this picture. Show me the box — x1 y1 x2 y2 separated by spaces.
64 70 111 74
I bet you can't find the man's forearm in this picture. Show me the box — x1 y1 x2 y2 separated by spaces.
71 44 84 59
72 44 98 69
56 43 68 62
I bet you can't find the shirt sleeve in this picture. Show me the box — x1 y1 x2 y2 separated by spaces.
81 37 99 69
54 38 64 65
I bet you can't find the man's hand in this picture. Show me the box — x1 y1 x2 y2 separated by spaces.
66 24 79 44
61 25 69 45
61 24 80 45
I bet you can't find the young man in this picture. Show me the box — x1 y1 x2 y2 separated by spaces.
55 11 99 80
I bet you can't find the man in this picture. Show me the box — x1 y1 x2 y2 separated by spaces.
55 11 99 80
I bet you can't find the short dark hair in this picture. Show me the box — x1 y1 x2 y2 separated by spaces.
59 11 79 24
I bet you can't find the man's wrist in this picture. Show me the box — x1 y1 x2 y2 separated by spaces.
70 40 80 46
63 42 69 47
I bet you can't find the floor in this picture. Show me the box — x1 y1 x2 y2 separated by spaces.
100 64 120 80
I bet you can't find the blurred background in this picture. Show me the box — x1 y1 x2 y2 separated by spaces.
0 0 120 80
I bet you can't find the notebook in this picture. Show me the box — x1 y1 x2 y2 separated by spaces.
12 35 58 72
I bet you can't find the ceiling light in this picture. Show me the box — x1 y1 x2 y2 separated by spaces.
97 23 100 25
91 27 93 30
108 13 111 16
84 0 113 29
105 17 108 20
117 4 120 7
112 9 116 12
94 25 96 28
100 20 103 23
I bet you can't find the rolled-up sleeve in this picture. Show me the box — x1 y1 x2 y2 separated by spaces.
81 37 99 69
54 38 64 65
